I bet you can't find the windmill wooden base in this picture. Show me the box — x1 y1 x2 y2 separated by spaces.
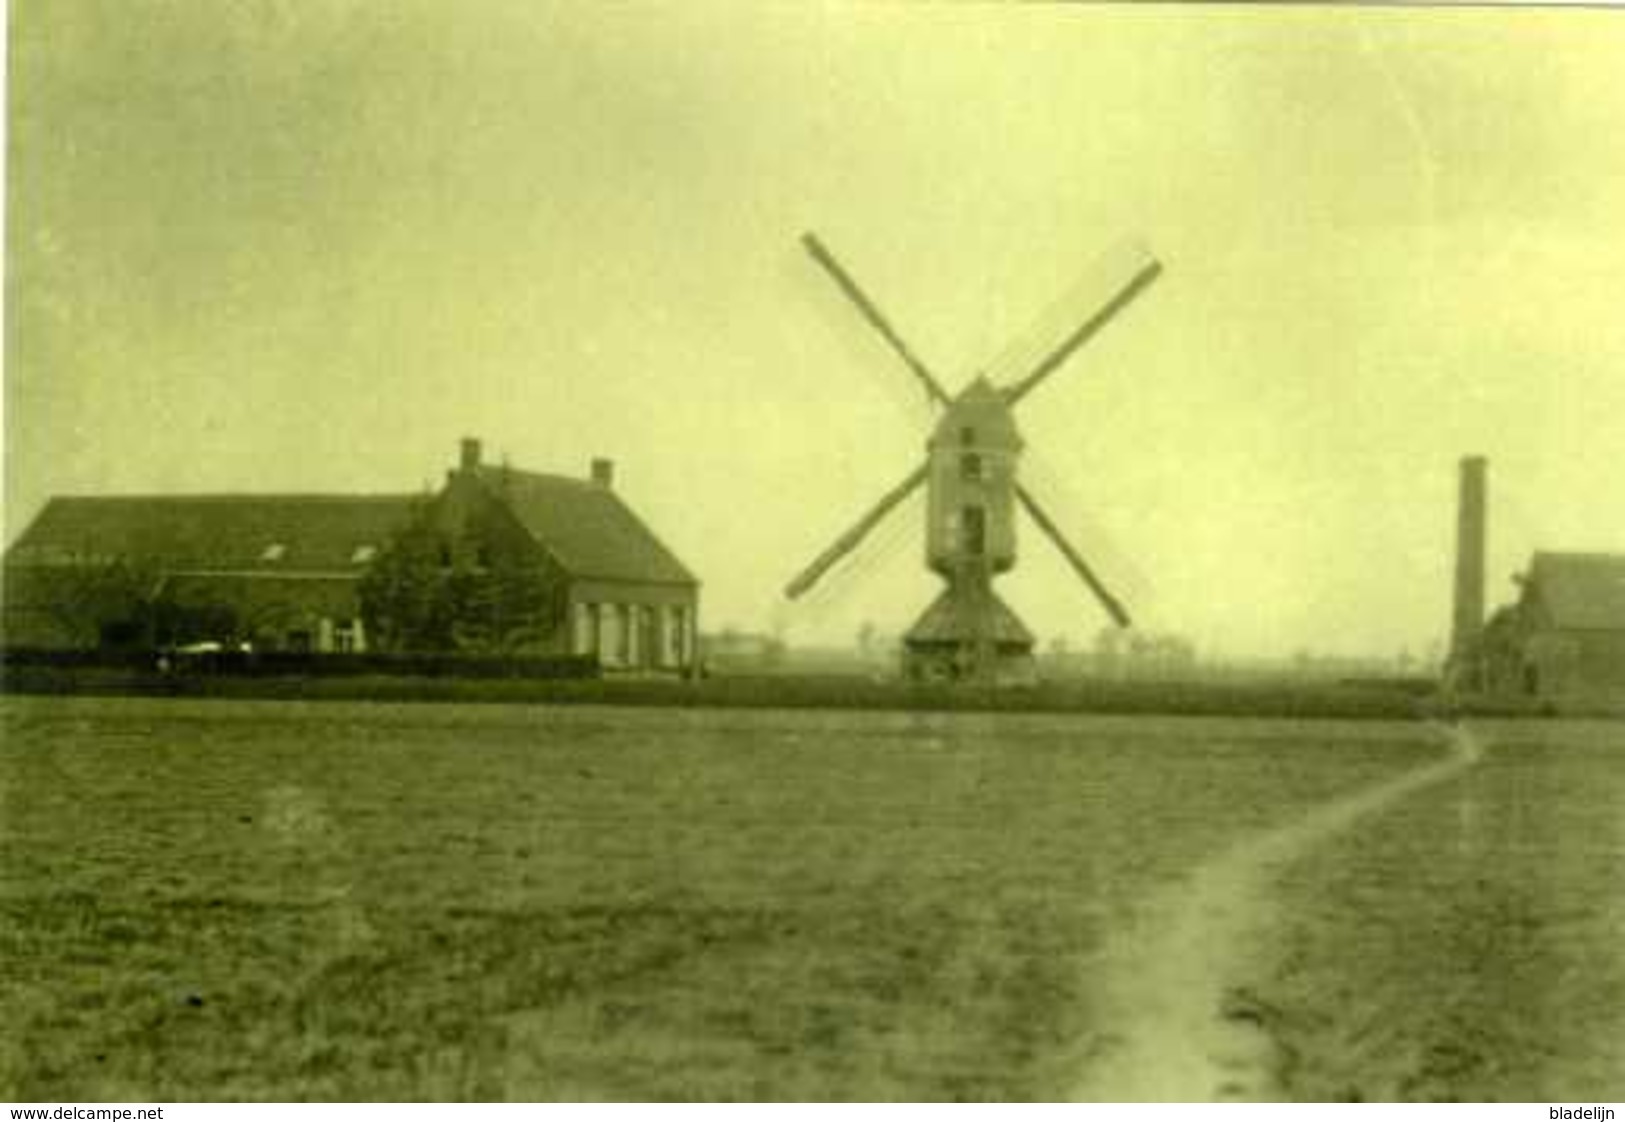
902 568 1037 684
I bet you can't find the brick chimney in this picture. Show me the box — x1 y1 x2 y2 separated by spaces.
1449 455 1487 679
591 458 615 488
460 437 482 471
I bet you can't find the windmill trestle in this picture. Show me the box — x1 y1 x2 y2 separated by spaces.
902 560 1037 684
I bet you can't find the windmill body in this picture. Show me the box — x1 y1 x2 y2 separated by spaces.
785 231 1161 683
925 378 1021 578
909 379 1034 680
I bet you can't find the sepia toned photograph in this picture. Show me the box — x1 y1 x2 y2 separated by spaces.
3 0 1623 1105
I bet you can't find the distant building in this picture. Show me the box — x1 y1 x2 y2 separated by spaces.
1441 455 1624 700
2 438 699 672
1481 552 1625 699
699 629 786 675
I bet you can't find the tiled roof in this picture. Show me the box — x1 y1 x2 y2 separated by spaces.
472 467 696 585
4 495 421 574
1528 552 1625 631
5 464 699 589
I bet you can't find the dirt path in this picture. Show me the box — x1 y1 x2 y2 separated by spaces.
1073 722 1485 1102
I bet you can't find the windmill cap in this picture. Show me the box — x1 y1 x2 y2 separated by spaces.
929 377 1023 450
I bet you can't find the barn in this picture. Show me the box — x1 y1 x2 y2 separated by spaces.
1 439 699 673
2 493 418 653
1481 552 1625 699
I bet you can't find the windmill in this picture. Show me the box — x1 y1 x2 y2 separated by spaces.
784 231 1162 682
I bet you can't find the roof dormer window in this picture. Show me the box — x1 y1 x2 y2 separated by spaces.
260 543 287 562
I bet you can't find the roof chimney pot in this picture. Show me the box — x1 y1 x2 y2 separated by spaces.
460 437 482 471
591 458 615 488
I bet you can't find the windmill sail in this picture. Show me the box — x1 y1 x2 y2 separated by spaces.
784 464 929 600
801 232 952 408
995 240 1162 407
1014 482 1132 628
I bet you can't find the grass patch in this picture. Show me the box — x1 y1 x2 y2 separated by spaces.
1256 721 1625 1102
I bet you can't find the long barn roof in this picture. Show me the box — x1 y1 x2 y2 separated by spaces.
5 470 697 589
5 494 421 574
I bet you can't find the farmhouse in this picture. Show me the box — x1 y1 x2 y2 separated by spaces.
1 439 699 672
1480 552 1625 699
418 439 699 671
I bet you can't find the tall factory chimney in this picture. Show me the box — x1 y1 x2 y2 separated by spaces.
1449 455 1488 685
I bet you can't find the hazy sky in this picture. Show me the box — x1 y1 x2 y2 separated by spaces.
6 1 1624 659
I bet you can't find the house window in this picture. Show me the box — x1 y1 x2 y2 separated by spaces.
960 453 983 481
438 544 453 568
573 603 594 656
616 605 632 666
260 543 287 562
334 619 360 653
960 426 976 446
638 605 658 667
599 603 624 667
351 545 377 564
664 606 688 668
475 545 492 569
627 605 644 667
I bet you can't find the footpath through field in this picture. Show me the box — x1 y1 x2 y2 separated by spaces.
1072 720 1486 1102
